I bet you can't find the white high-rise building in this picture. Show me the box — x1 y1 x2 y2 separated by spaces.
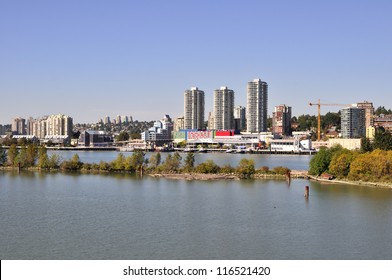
247 78 268 133
213 86 235 130
46 114 73 138
184 87 205 130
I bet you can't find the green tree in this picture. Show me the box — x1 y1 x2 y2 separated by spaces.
321 112 341 130
48 154 60 169
162 152 182 172
25 144 38 167
61 154 83 170
360 137 373 153
0 145 7 166
149 152 162 169
236 158 255 178
329 149 356 178
309 147 333 176
7 144 19 166
195 160 220 174
16 146 27 167
183 152 195 172
373 129 392 151
111 153 125 170
116 132 130 142
347 150 391 181
131 150 146 173
38 146 49 169
374 106 392 115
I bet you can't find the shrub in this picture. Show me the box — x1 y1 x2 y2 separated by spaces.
236 158 255 178
195 160 220 174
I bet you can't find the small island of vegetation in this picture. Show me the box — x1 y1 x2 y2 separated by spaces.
0 144 292 180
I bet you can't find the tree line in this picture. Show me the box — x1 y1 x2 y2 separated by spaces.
0 144 291 179
309 145 392 183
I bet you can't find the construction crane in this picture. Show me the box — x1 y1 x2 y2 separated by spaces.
308 99 352 141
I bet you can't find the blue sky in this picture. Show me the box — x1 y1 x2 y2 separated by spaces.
1 0 391 124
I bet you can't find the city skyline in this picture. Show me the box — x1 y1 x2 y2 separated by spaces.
1 0 391 124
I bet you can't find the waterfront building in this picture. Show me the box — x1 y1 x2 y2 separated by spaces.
341 107 366 138
46 114 73 139
272 105 292 137
184 87 205 130
355 101 374 129
247 78 268 133
234 106 246 131
174 116 185 132
141 114 173 145
213 86 235 130
11 117 26 135
78 131 113 147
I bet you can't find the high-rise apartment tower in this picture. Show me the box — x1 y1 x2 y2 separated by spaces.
272 105 292 136
213 86 235 130
341 107 366 138
247 79 268 133
184 87 205 130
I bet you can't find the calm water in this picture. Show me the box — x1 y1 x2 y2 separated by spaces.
1 161 392 259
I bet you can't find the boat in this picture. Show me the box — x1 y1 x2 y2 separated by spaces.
225 148 234 153
198 147 207 153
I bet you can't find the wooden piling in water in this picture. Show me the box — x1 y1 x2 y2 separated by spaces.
304 186 309 198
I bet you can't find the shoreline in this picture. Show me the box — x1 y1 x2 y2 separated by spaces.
1 166 391 188
308 175 392 189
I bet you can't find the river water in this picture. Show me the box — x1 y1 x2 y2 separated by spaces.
1 153 392 260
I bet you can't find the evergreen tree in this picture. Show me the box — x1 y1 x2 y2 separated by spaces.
7 144 18 166
184 152 195 172
360 137 373 153
0 146 7 166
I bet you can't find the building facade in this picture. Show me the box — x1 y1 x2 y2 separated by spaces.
184 87 205 130
356 101 374 128
213 86 235 130
11 117 26 135
247 79 268 133
341 107 366 138
174 116 185 132
234 106 246 131
27 114 73 140
272 105 292 136
141 115 173 144
46 114 73 138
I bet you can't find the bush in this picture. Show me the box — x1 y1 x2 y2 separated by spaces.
272 166 290 175
236 158 255 178
309 147 333 176
220 164 235 174
195 160 220 174
258 166 270 174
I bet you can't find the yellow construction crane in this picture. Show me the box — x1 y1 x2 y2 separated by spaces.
308 99 351 141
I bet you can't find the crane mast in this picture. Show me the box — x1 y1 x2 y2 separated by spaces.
308 100 351 141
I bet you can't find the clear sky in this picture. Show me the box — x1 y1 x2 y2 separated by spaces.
1 0 391 124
